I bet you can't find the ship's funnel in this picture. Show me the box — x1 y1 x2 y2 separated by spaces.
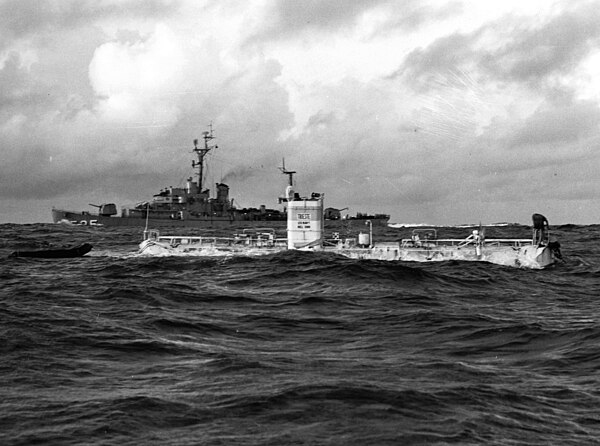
287 191 324 250
216 183 229 203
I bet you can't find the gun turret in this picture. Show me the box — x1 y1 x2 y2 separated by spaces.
89 203 117 216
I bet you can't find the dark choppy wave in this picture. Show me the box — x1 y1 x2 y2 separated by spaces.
2 223 600 445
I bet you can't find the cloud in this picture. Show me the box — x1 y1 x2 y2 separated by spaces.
89 23 184 126
0 0 178 41
262 0 386 38
259 0 464 42
507 100 600 148
398 1 600 97
3 0 600 224
0 52 32 109
488 2 600 84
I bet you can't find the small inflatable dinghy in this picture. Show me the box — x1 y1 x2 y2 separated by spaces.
9 243 93 259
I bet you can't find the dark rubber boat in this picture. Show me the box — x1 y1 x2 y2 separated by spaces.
9 243 93 259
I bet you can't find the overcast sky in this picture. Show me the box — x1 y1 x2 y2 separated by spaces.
2 0 600 225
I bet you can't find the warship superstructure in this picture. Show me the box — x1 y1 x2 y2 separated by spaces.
51 126 390 228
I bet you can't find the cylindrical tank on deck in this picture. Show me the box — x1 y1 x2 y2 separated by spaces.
287 193 324 250
358 232 370 246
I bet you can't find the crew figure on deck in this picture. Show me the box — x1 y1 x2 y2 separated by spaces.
532 213 549 245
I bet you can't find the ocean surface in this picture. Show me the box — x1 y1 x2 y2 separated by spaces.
2 222 600 445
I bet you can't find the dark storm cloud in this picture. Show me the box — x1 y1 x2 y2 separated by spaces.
0 36 99 124
396 1 600 93
484 2 600 84
305 110 337 130
257 0 463 42
507 101 600 148
0 52 32 107
375 1 463 34
0 0 180 120
0 0 179 42
0 148 144 200
268 0 383 34
393 32 476 92
0 144 69 199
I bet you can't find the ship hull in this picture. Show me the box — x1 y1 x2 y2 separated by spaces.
52 208 388 229
52 208 286 228
337 243 555 269
137 238 554 269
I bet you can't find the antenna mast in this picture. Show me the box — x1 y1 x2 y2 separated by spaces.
192 123 217 191
279 158 296 186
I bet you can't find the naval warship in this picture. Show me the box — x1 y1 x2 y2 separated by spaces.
51 126 390 228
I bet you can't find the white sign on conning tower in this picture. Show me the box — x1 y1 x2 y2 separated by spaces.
286 192 324 250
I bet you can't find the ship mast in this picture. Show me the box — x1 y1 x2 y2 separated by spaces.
192 124 217 191
279 158 296 186
278 158 297 204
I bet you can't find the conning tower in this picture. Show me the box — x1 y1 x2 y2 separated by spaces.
286 186 324 250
